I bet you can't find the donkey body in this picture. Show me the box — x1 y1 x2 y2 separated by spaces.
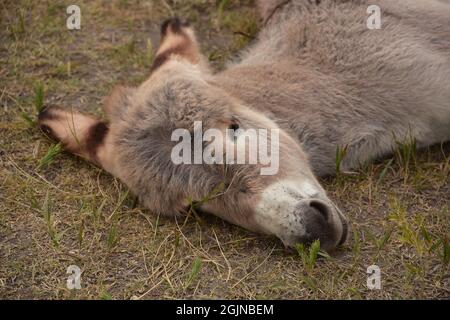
38 0 450 251
220 0 450 176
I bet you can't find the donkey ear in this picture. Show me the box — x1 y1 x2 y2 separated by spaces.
38 106 116 174
103 85 135 121
151 17 205 72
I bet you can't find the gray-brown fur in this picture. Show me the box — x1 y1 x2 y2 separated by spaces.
38 0 450 250
222 0 450 176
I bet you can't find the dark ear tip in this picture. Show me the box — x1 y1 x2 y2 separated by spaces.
160 18 172 35
39 123 51 134
160 17 190 36
37 105 62 122
39 123 58 141
37 106 51 122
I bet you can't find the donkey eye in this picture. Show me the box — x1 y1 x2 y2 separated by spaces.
229 123 239 131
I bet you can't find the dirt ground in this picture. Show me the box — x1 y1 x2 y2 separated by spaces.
0 0 449 299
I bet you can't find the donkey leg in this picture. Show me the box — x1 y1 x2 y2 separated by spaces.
38 106 116 174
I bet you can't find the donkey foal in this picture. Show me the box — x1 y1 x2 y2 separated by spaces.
38 0 450 251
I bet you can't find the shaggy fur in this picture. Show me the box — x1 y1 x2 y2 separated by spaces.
38 0 450 250
222 0 450 176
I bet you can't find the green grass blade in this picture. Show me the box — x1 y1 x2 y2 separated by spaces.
38 143 62 169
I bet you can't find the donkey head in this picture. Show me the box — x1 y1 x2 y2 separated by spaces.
38 18 348 251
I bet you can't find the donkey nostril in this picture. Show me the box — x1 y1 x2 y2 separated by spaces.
309 200 330 220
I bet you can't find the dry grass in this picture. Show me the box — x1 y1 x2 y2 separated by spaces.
0 0 449 300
